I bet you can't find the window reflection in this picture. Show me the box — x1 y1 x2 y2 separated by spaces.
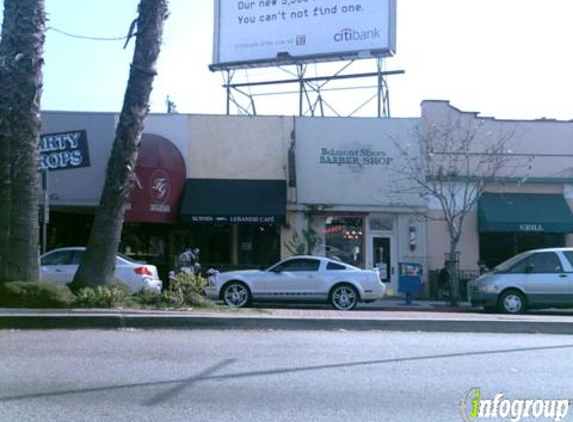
369 215 393 231
324 216 364 268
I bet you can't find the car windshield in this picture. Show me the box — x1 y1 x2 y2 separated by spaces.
493 252 531 272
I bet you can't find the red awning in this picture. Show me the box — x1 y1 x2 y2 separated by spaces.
124 134 186 223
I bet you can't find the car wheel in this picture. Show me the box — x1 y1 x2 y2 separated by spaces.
498 290 526 314
330 284 358 311
222 282 251 308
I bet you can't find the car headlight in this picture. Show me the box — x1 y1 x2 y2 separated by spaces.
476 284 498 293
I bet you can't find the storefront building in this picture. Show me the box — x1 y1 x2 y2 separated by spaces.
41 102 573 296
288 117 427 295
423 101 573 276
40 112 290 279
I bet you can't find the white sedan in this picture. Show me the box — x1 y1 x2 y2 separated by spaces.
206 255 386 310
40 247 162 293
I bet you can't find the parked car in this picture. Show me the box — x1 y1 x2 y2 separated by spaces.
470 247 573 313
40 247 162 292
205 255 386 310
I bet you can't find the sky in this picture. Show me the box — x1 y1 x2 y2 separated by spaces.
14 0 573 120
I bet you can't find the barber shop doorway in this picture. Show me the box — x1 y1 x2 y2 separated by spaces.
367 235 395 286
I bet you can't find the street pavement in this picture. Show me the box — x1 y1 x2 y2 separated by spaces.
2 329 572 422
1 298 573 334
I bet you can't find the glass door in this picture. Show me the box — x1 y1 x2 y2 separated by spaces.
371 236 393 283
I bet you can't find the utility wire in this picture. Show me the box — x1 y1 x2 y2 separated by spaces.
47 26 128 41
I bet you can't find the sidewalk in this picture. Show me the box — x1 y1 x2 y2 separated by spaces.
1 298 573 335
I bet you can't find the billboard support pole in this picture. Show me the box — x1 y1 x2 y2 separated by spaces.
225 70 232 115
297 64 305 117
225 70 257 116
377 58 390 118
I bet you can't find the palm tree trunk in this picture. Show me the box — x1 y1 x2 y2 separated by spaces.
0 0 45 281
73 0 169 288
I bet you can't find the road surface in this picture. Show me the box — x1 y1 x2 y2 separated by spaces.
1 329 572 421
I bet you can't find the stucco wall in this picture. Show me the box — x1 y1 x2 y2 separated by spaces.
422 101 573 180
426 210 479 271
422 101 573 271
41 111 116 207
294 116 424 209
143 113 190 165
186 115 292 180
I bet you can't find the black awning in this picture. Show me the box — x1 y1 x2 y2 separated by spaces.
478 193 573 233
179 179 286 224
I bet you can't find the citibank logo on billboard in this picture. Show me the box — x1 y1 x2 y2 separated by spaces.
333 27 381 43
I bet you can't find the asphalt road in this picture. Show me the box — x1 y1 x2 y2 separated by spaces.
1 329 572 422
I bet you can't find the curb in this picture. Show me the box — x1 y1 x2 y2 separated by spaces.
1 313 572 335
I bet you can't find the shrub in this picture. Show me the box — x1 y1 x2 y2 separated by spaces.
168 271 209 307
129 288 169 308
73 285 127 308
130 271 213 309
0 281 75 308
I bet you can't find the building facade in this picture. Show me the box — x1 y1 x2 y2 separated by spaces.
423 101 573 277
41 102 573 295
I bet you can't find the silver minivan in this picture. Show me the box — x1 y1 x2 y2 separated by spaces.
470 248 573 313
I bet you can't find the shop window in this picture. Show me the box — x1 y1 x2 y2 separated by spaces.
324 216 364 268
120 224 169 280
238 225 280 268
196 224 231 267
480 232 565 268
369 215 394 231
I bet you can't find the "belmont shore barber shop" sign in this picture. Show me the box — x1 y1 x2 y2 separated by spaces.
319 147 393 169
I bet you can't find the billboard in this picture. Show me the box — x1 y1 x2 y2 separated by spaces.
211 0 396 70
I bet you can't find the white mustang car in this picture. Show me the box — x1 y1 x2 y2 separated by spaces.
206 255 386 310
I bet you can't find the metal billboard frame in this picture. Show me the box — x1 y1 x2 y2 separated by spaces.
219 58 404 118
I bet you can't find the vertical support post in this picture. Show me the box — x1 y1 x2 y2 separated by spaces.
225 70 231 116
297 64 305 116
377 59 383 118
376 58 392 118
41 168 49 254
